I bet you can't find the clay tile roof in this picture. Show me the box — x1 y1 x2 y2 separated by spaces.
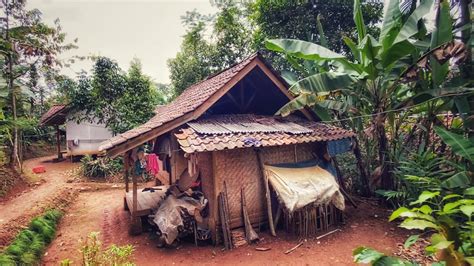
176 114 355 153
40 104 68 126
99 53 260 152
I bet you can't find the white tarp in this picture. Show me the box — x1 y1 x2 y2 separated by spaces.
264 164 345 213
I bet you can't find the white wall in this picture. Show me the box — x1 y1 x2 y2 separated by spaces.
65 114 113 155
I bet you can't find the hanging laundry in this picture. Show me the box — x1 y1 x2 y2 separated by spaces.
146 153 160 175
134 147 147 176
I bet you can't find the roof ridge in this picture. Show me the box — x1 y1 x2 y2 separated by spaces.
155 52 260 107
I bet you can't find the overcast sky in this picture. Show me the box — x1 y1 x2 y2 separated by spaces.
27 0 217 84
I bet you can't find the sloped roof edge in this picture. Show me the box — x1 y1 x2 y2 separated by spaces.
98 53 314 157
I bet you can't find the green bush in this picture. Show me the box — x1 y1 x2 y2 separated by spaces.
0 209 63 265
79 232 135 266
81 155 123 178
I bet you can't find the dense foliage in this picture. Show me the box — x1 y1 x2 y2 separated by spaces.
266 0 471 193
0 209 63 265
0 0 77 169
80 155 123 179
168 2 253 96
167 1 384 97
60 57 164 134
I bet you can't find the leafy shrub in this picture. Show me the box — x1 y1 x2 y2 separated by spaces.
79 232 135 266
81 155 122 178
377 127 473 207
390 188 474 265
0 209 63 265
353 246 416 265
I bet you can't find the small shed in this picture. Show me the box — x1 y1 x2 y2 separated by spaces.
40 105 113 158
99 53 355 243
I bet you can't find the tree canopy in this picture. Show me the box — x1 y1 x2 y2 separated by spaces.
62 57 164 134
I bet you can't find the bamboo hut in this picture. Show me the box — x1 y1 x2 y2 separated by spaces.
99 53 355 243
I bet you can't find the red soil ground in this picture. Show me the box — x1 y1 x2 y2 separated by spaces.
43 192 407 265
1 156 410 265
0 156 77 226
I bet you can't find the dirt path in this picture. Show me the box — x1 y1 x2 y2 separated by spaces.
1 156 409 265
44 191 408 266
0 156 78 226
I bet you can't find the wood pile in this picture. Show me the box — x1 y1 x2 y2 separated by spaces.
283 204 342 238
218 181 233 250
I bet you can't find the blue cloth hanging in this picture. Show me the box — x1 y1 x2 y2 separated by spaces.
327 138 353 157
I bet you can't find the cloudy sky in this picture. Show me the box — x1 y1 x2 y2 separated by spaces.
27 0 217 84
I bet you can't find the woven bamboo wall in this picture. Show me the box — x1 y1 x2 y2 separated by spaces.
213 143 321 229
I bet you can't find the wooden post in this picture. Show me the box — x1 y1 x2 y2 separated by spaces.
56 125 62 159
129 160 142 235
124 152 130 193
210 152 219 245
132 171 138 215
255 150 276 236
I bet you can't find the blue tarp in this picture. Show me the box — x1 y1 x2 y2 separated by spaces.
327 138 352 157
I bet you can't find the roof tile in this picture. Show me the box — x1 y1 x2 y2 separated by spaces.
175 114 355 153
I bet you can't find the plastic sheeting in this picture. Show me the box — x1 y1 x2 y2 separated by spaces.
152 193 207 245
264 164 345 213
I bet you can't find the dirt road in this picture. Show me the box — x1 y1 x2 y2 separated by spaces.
44 191 407 265
1 156 409 265
0 156 77 226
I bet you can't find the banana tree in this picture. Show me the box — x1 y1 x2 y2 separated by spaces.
266 0 469 190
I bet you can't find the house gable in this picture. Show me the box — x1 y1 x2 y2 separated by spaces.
100 54 315 157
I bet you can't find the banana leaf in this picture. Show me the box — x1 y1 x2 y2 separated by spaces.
288 72 356 95
434 127 474 162
265 39 345 61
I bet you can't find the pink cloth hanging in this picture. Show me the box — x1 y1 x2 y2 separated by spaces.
146 153 160 175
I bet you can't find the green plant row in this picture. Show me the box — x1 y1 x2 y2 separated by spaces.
0 209 63 265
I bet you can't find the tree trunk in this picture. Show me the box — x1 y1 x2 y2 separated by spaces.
5 1 21 170
352 138 371 196
376 120 391 190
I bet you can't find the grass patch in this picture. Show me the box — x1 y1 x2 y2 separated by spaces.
0 209 63 265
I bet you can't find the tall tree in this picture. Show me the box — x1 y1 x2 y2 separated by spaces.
66 57 160 134
168 2 253 96
167 11 216 96
0 0 76 169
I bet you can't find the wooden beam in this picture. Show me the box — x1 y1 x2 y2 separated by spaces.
124 151 130 193
56 125 62 159
255 150 276 236
132 169 138 216
210 151 219 244
225 93 242 112
255 60 315 121
106 112 194 158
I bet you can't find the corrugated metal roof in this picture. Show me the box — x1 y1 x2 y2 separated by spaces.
176 114 355 153
187 114 313 135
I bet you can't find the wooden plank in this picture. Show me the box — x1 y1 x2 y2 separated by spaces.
255 150 276 236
